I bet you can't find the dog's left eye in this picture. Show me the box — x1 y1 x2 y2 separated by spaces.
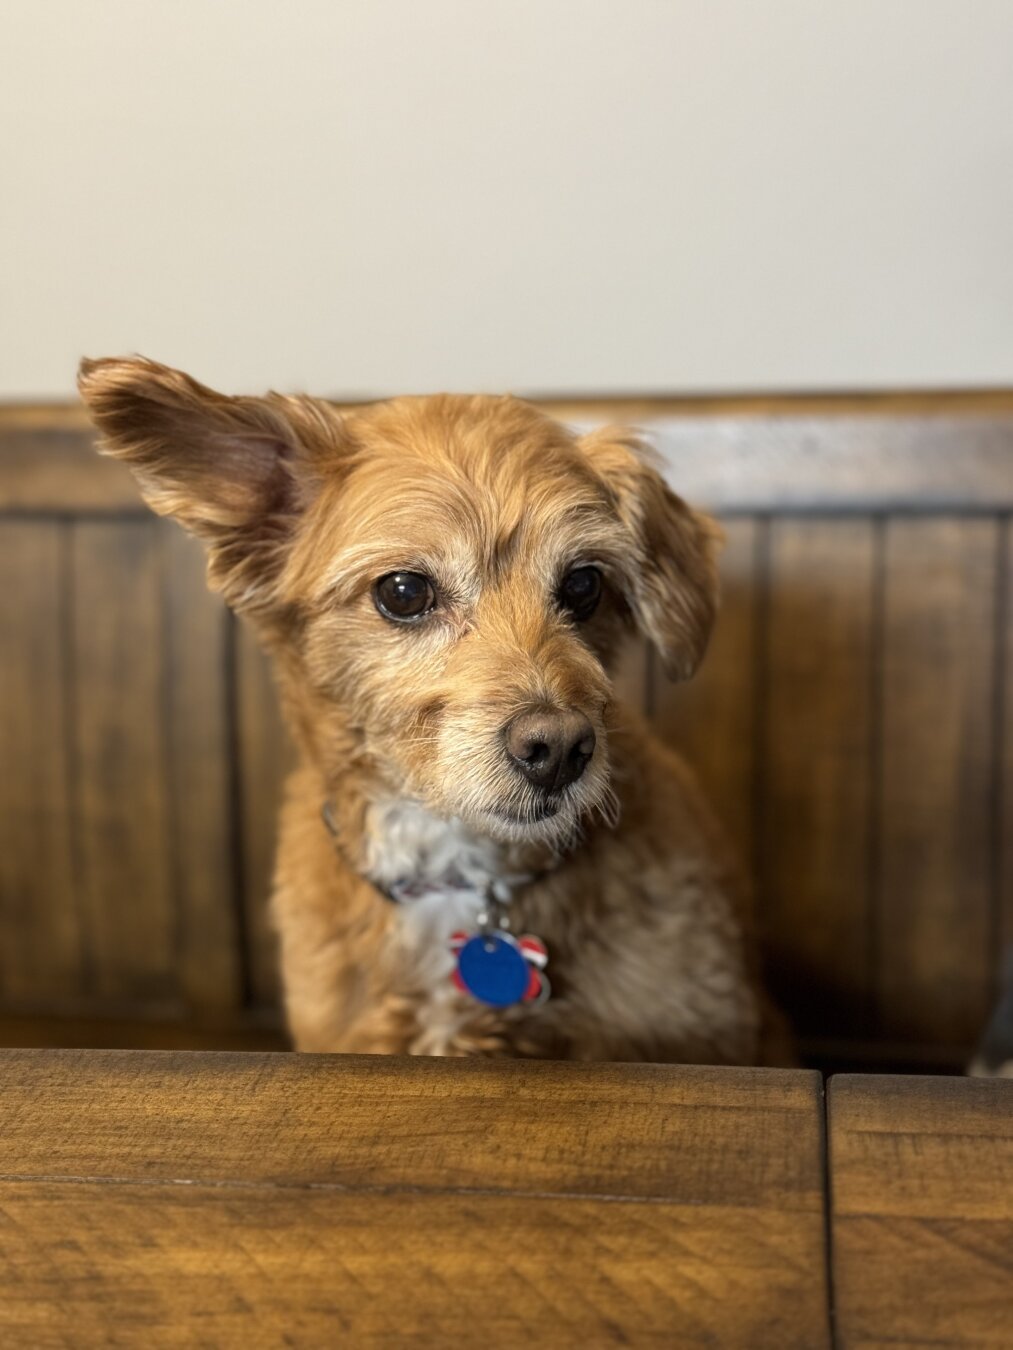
558 566 602 621
374 572 437 622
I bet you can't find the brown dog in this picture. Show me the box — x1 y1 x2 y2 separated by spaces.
79 357 782 1063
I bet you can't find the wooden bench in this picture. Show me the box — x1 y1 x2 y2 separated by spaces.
0 394 1010 1068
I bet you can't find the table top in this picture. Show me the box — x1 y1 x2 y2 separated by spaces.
0 1049 829 1349
829 1073 1013 1349
0 1050 1009 1349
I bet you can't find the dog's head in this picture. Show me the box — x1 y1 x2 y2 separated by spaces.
79 357 719 847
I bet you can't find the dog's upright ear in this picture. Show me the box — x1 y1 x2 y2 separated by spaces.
581 428 721 681
78 356 336 613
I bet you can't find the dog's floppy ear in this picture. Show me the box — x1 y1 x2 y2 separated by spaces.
78 356 332 612
581 428 721 681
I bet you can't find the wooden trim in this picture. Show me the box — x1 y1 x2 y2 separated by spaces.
538 389 1013 416
608 413 1013 513
8 389 1013 419
2 393 1012 513
0 419 142 512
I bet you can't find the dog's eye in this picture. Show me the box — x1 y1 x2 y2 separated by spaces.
558 565 602 621
374 572 436 622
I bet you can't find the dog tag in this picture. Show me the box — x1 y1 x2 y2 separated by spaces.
450 930 549 1008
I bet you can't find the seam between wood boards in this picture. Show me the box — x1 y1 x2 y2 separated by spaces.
224 610 254 1010
866 517 887 1040
0 1091 821 1117
60 519 93 998
750 514 772 939
822 1075 839 1350
0 1170 823 1210
159 523 187 1013
988 513 1010 997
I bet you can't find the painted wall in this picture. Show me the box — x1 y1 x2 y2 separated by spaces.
3 0 1011 398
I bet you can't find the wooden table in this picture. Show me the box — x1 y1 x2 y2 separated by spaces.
0 1052 1010 1348
829 1074 1013 1348
0 1050 829 1348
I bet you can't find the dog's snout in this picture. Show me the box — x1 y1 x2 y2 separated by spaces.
505 709 596 792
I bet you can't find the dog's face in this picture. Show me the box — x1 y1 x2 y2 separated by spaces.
79 359 719 847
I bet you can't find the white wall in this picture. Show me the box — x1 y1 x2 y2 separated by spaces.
2 0 1012 400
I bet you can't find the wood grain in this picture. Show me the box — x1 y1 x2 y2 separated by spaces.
1001 519 1012 959
0 1050 821 1199
0 1184 819 1350
830 1073 1013 1348
235 622 290 1007
163 525 242 1013
0 1012 284 1052
629 412 1013 513
0 1051 830 1349
0 521 81 1004
0 414 141 512
876 518 998 1050
70 521 176 1006
654 518 759 871
761 519 876 1038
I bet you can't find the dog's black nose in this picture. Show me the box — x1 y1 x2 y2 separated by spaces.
505 709 596 792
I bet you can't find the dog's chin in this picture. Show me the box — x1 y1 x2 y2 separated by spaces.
464 789 597 848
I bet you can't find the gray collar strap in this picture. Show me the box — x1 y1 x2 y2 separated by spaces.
320 798 557 907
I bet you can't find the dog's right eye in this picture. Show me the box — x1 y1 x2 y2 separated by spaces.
374 572 437 623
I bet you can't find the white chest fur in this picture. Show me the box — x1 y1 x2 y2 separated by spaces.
363 799 511 1054
363 798 507 897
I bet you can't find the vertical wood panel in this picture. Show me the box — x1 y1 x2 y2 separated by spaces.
761 519 876 1039
236 623 288 1006
163 526 242 1014
1000 519 1012 964
72 521 175 1005
877 518 998 1049
0 521 81 1003
652 518 759 872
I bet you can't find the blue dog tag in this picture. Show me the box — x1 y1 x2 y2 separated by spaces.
455 932 532 1007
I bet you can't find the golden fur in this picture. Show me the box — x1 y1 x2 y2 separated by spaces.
79 356 785 1063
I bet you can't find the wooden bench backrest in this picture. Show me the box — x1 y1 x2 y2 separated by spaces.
1 395 1010 1066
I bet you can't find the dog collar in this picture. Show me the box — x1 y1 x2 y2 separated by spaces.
320 798 553 1008
320 800 400 904
319 798 556 906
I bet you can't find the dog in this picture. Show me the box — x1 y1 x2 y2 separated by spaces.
79 356 784 1063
